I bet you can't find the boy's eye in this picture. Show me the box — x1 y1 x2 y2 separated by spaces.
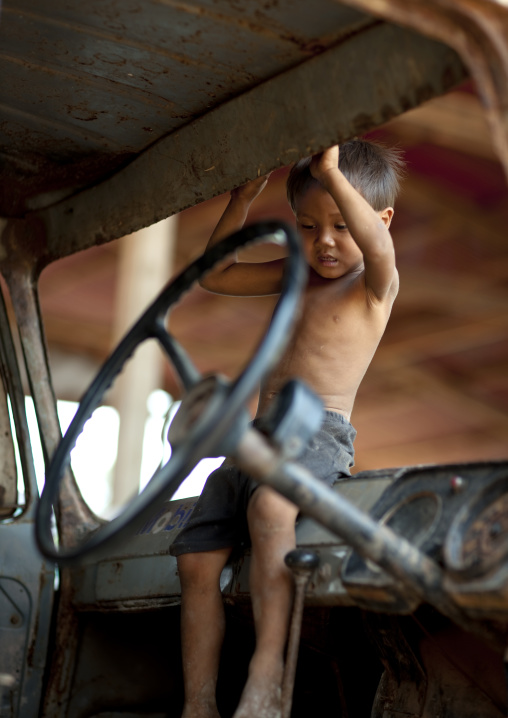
335 223 347 231
300 223 316 230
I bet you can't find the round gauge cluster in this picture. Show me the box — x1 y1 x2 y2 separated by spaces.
337 462 508 613
445 477 508 579
341 476 444 612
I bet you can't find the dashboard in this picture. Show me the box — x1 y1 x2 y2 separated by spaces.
72 460 508 628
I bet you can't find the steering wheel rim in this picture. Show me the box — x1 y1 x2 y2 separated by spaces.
35 221 307 565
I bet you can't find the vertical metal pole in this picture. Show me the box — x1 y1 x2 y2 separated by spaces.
0 219 99 543
281 549 319 718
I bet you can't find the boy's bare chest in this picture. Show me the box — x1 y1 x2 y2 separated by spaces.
261 276 395 415
298 281 366 335
286 279 391 365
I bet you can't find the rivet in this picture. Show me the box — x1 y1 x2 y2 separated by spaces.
450 475 466 493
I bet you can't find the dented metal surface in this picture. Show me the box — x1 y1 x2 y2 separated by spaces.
0 0 373 218
0 0 466 263
36 24 464 263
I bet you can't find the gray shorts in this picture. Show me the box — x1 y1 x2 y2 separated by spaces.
169 411 356 557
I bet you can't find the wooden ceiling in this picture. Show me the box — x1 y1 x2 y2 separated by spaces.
38 85 508 474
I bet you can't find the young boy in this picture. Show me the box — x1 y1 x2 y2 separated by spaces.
170 140 404 718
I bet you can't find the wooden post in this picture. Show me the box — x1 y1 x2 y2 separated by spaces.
110 216 177 511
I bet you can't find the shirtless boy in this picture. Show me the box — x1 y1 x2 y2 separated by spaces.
170 140 404 718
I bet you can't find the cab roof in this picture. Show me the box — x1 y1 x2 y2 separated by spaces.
0 0 465 260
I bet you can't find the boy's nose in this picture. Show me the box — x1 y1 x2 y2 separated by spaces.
316 230 334 247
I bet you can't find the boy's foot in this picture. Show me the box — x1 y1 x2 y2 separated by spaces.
232 672 282 718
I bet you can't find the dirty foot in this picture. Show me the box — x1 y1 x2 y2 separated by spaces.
232 667 283 718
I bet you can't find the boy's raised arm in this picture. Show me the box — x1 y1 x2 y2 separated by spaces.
310 147 397 302
199 175 285 297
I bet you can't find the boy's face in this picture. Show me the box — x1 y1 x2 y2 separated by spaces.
294 183 365 279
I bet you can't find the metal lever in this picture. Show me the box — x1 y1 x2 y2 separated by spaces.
281 548 320 718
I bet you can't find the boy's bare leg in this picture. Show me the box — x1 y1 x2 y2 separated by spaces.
234 487 299 718
178 547 232 718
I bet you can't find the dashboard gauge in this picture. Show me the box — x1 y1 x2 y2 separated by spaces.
445 477 508 578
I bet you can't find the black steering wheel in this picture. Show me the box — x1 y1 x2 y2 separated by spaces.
35 221 307 565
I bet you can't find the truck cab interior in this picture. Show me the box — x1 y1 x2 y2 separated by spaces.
1 1 508 716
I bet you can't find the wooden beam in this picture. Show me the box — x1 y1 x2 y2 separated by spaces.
397 175 508 252
353 364 508 470
374 314 508 370
385 91 497 161
397 365 508 437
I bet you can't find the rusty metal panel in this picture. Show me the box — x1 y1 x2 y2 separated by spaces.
0 0 372 217
95 556 178 602
70 496 196 608
31 23 465 263
295 473 394 545
0 521 55 718
0 379 17 517
0 0 467 231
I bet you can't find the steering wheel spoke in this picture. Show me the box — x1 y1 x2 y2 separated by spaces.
153 320 201 391
35 221 306 565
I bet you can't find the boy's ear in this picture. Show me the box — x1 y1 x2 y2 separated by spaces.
379 207 394 228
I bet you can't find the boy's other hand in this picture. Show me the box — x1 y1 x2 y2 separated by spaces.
309 145 339 186
231 174 271 203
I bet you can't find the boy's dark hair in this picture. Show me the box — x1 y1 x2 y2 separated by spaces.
286 139 405 212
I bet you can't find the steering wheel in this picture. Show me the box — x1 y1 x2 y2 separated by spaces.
35 222 306 565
